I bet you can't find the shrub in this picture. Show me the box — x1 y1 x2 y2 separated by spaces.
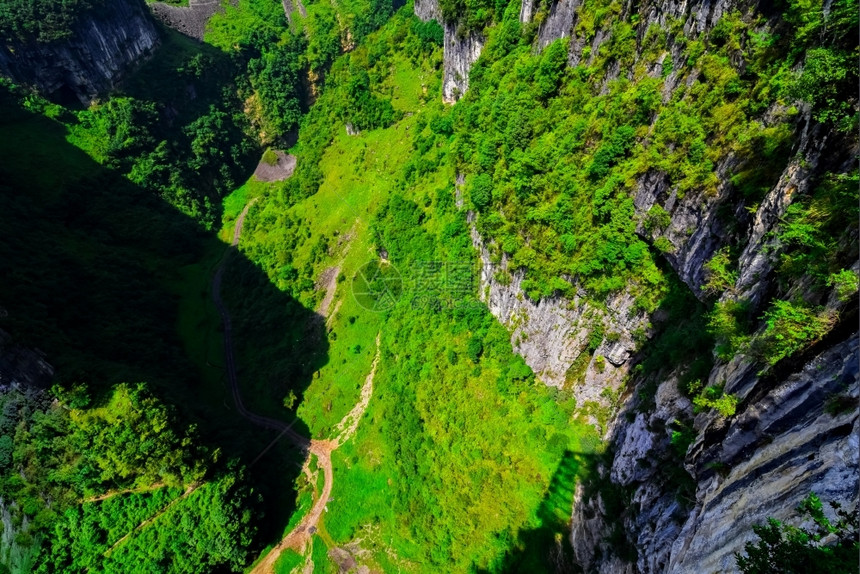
587 125 636 180
736 494 859 574
653 237 674 253
469 173 493 211
701 247 737 295
689 381 738 418
643 205 671 233
753 300 836 366
707 298 752 360
826 269 858 303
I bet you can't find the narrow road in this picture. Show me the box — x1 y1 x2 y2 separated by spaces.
250 336 381 574
212 201 310 449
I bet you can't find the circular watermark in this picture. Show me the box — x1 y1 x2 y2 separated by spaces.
351 261 403 312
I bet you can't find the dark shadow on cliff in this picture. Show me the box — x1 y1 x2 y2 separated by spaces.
477 450 587 574
0 85 327 552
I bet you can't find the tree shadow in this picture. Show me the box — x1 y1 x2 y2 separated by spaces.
0 84 326 551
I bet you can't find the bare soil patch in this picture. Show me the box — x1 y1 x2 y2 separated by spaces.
254 151 297 182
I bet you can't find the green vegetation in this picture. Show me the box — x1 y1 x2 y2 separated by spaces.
752 300 836 367
775 172 860 285
688 381 739 418
827 269 858 303
0 70 282 573
61 27 258 229
707 298 752 361
223 9 602 570
0 0 104 42
701 247 737 296
736 494 859 573
0 0 856 571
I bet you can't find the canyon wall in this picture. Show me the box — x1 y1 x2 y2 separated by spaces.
427 0 859 570
414 0 484 103
0 0 159 103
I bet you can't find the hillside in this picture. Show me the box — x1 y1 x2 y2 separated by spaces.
0 0 856 573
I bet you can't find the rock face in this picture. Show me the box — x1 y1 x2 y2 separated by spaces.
0 0 159 104
458 0 860 572
414 0 484 103
469 212 647 423
668 337 858 573
149 0 224 41
0 329 53 389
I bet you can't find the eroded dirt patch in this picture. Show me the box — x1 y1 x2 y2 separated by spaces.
254 151 297 182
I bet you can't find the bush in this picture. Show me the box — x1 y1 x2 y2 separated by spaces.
469 173 493 211
753 300 836 366
691 383 739 418
826 269 858 303
643 205 671 233
701 247 737 295
707 298 752 360
736 494 859 574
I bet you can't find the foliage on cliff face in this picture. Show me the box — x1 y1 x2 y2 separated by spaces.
453 0 857 305
736 494 859 574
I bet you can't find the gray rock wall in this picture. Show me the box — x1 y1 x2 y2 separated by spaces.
0 0 159 103
414 0 484 103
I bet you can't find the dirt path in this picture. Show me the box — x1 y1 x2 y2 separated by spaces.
83 483 165 504
316 265 341 319
250 336 380 574
103 483 199 557
212 200 310 449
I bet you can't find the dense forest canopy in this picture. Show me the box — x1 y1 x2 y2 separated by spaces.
0 0 105 42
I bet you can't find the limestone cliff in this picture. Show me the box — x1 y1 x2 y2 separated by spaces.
414 0 484 103
0 0 159 103
453 0 859 571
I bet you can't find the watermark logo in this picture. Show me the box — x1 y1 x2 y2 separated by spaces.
352 261 403 312
351 259 481 312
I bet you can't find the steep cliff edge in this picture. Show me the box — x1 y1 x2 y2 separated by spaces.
0 0 159 103
451 0 858 571
414 0 484 102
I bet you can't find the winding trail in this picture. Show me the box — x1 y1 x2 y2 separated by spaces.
211 200 310 450
250 336 381 574
215 198 381 573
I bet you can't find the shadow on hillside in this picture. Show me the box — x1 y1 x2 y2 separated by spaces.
0 85 327 550
478 450 589 574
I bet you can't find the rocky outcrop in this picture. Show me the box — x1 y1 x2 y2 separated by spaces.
667 336 858 573
150 0 224 41
0 0 159 104
469 210 648 422
414 0 484 103
0 329 53 389
535 0 580 50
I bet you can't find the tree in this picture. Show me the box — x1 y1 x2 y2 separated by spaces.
736 494 859 574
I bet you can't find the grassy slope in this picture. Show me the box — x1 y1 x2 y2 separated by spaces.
229 16 602 567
